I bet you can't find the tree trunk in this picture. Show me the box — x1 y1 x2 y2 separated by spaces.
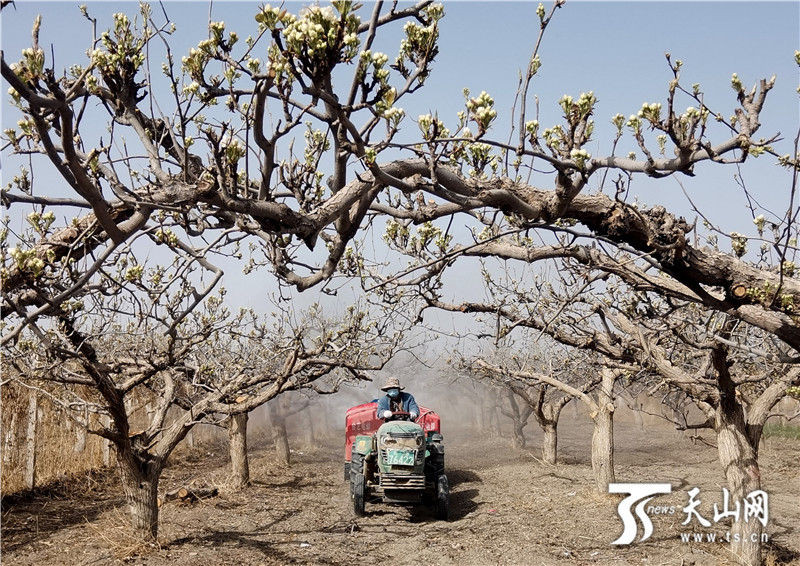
674 406 687 438
511 420 526 449
275 424 290 465
482 389 502 438
503 390 528 449
227 412 250 489
303 408 316 446
116 451 163 542
476 397 486 433
3 412 17 466
74 424 87 453
268 403 290 466
708 346 765 566
74 406 88 453
540 401 565 465
591 404 615 492
102 415 112 467
715 402 763 566
24 394 38 491
631 403 644 430
590 369 616 493
542 422 558 464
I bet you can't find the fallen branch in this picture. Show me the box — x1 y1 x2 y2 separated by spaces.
158 486 219 506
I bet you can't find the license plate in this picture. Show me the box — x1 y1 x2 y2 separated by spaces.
386 449 415 466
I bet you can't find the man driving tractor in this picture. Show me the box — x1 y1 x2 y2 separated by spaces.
376 377 419 420
347 375 448 519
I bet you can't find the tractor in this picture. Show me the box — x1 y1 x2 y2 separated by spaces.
345 402 448 520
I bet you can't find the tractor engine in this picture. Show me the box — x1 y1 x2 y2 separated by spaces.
376 421 427 499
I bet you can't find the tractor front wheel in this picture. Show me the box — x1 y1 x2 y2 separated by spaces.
349 452 364 494
435 475 449 520
352 472 366 517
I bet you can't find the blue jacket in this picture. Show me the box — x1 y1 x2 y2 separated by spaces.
376 391 419 419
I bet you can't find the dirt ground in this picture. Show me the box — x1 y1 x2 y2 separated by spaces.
2 416 799 566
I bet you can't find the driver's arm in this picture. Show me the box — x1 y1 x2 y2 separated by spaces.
376 396 390 419
405 394 420 417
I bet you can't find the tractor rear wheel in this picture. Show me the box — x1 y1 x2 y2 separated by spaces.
352 472 366 517
435 475 449 520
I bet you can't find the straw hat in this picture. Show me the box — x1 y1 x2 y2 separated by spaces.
380 377 405 391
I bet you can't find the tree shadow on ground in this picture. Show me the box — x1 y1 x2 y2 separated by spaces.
166 529 342 565
168 509 297 549
765 541 799 565
250 473 316 491
448 469 481 485
403 485 480 523
1 470 123 553
446 487 480 521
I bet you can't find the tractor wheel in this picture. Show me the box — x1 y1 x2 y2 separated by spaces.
352 472 366 517
349 452 364 488
435 475 449 520
349 453 364 499
344 461 350 482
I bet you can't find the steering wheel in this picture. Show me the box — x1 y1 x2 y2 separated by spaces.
384 411 413 422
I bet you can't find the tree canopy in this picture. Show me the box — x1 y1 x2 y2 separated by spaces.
2 1 798 345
